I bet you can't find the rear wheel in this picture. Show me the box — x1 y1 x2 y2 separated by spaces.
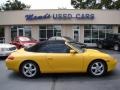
20 61 40 78
88 60 107 77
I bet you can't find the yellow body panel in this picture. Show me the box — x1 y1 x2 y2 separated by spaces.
6 45 117 74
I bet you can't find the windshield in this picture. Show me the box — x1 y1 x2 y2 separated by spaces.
19 37 31 42
68 42 85 52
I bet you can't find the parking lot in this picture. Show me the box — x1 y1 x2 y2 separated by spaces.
0 49 120 90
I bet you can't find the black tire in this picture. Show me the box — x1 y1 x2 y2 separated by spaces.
20 61 40 78
113 44 119 51
87 60 107 77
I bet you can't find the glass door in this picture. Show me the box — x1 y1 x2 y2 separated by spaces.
73 25 80 42
18 28 24 36
73 30 79 42
11 26 31 40
11 27 24 40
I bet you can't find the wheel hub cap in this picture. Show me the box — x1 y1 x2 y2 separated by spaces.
22 63 37 77
91 62 104 76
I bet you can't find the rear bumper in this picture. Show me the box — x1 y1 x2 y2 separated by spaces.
5 59 20 72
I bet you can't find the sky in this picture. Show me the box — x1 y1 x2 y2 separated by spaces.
0 0 74 9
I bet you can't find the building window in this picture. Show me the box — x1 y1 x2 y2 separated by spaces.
84 25 113 44
39 25 61 41
11 26 31 40
0 26 5 43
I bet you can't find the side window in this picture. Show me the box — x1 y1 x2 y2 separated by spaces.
38 44 70 53
106 34 113 40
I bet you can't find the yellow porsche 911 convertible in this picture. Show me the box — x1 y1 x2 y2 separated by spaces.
6 40 117 78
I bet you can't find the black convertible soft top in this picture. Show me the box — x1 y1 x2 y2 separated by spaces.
24 40 66 52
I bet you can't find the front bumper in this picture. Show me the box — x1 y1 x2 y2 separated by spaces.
0 50 16 56
107 59 117 72
0 52 11 56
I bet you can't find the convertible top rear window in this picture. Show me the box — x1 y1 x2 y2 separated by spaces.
24 43 40 52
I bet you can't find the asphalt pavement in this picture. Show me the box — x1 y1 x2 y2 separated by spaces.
0 49 120 90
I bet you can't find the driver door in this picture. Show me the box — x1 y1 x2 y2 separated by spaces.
39 43 84 73
47 53 83 73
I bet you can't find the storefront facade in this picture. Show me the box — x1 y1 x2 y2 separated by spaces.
0 9 120 46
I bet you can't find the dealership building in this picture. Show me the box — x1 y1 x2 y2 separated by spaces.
0 9 120 46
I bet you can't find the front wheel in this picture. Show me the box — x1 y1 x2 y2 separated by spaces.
97 44 103 49
88 61 107 77
113 44 119 51
20 61 40 78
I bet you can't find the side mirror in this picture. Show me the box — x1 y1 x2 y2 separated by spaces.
70 50 76 54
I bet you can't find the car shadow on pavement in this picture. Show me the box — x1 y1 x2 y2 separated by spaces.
7 70 120 82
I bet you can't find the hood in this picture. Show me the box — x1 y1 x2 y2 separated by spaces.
20 41 37 47
86 49 101 53
20 41 37 44
22 42 36 45
85 49 108 56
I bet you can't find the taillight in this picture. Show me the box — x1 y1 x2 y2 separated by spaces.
7 56 15 60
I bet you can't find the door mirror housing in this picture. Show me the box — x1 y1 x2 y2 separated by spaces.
70 50 76 54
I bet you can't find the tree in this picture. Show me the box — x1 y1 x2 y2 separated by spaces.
1 0 30 11
71 0 120 9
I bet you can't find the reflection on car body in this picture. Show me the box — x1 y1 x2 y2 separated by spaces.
6 40 117 78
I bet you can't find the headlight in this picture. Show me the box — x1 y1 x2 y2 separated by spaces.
8 47 17 51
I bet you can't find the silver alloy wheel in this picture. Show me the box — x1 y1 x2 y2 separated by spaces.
91 62 104 76
22 62 37 78
114 44 119 51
